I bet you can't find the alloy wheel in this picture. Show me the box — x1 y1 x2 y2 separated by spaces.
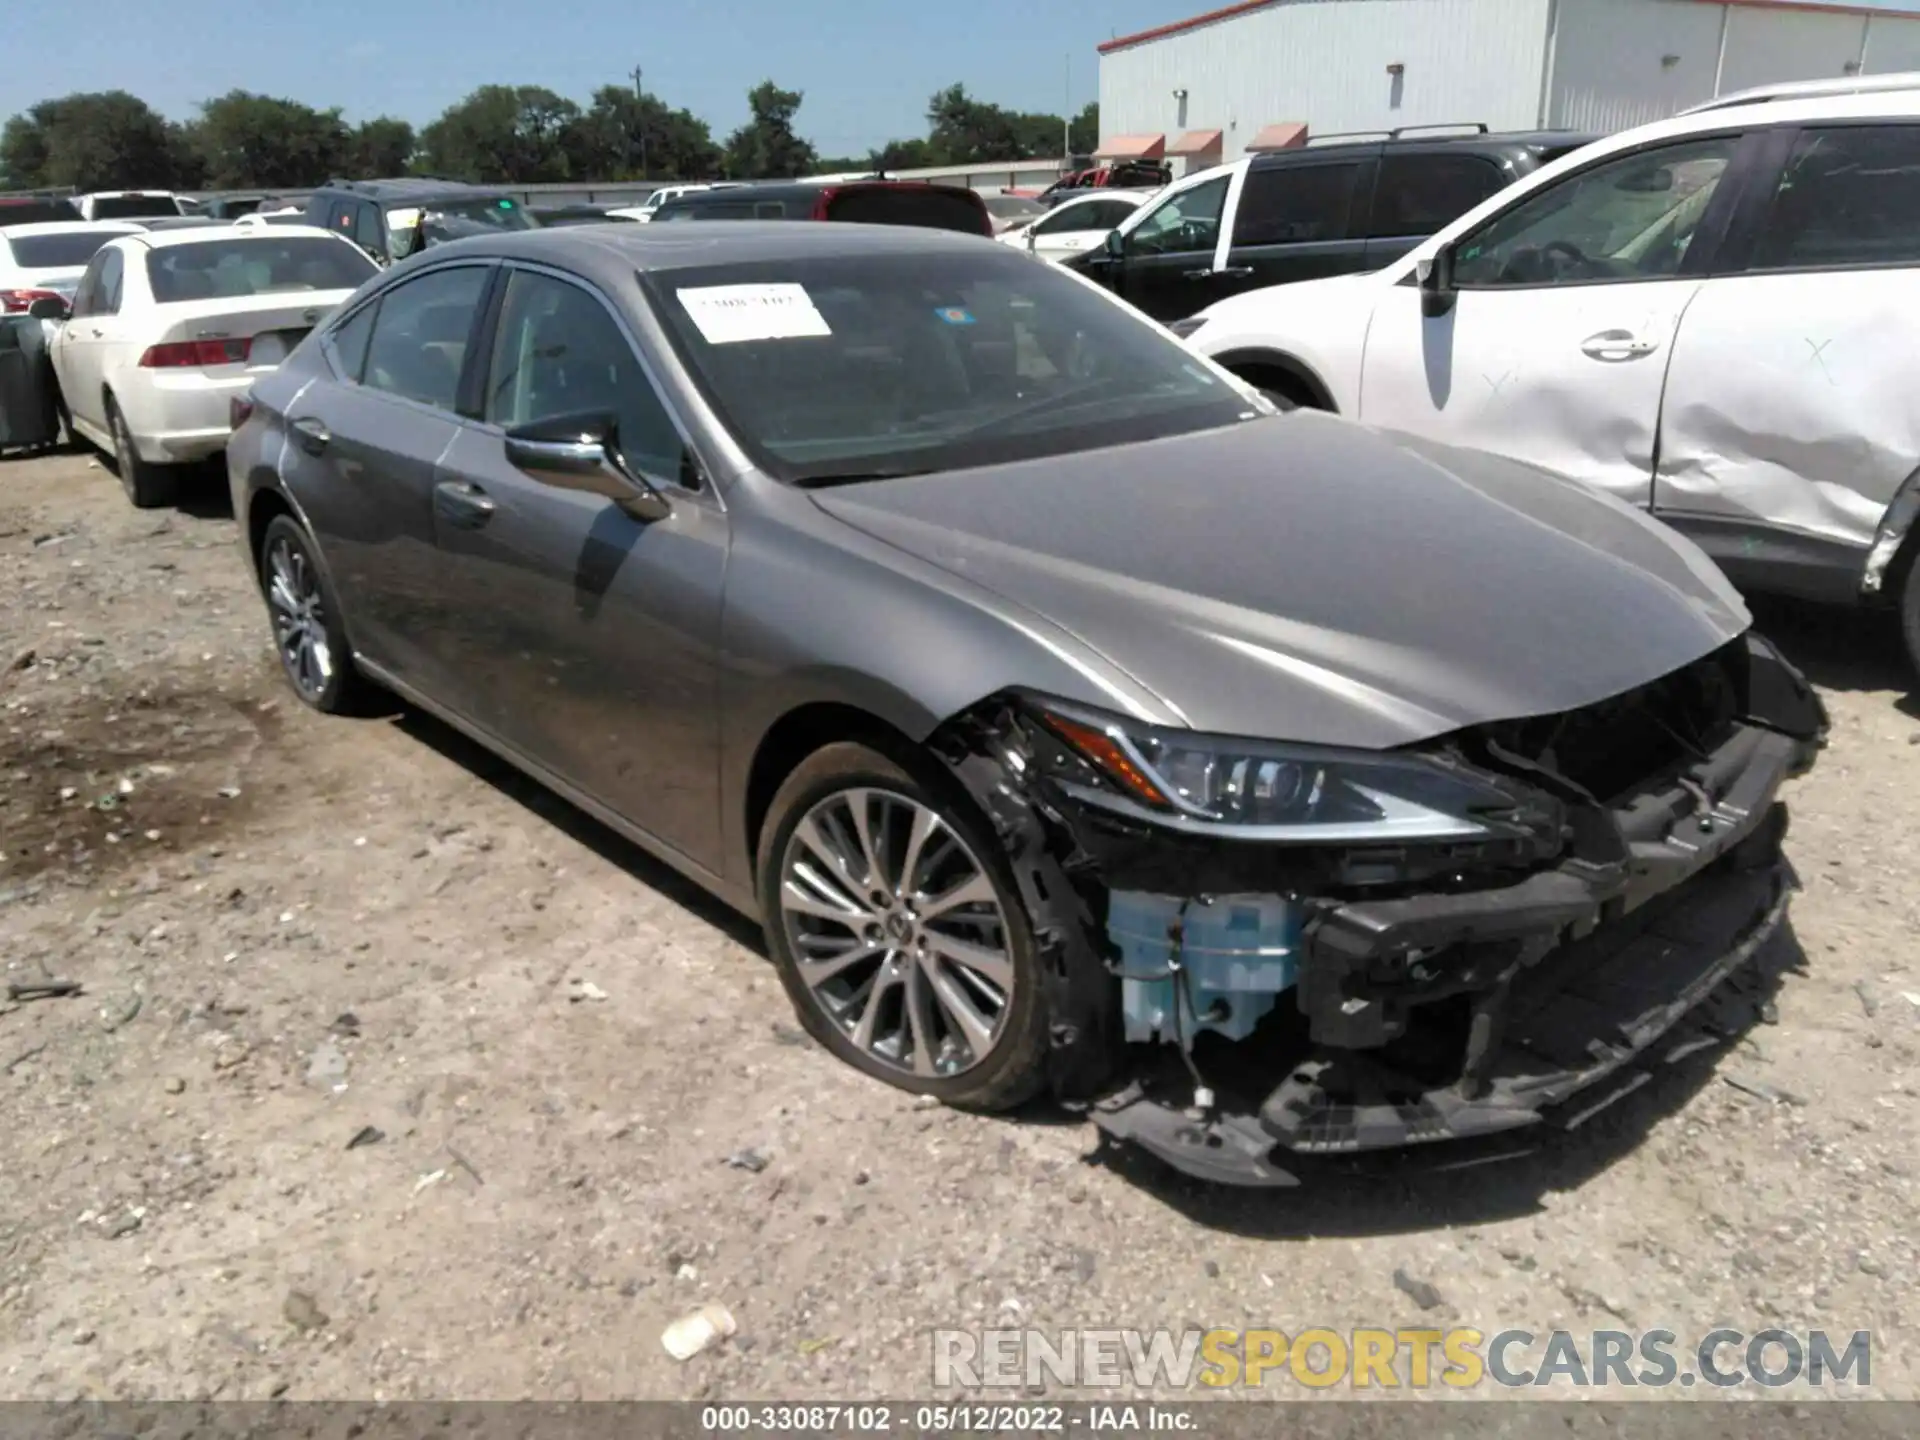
778 786 1015 1078
266 536 333 700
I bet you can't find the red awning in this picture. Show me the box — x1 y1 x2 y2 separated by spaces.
1245 122 1309 152
1093 133 1167 161
1166 129 1224 157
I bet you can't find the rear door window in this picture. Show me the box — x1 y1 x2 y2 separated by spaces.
1367 154 1508 239
824 188 990 236
1231 162 1363 246
1745 124 1920 271
97 250 125 314
360 265 491 412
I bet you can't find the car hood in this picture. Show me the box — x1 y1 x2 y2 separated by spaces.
811 413 1751 748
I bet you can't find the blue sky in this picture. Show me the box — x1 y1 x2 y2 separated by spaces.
0 0 1187 155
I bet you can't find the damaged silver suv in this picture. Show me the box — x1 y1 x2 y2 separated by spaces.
229 222 1827 1186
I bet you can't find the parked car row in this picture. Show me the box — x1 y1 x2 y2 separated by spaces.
1180 73 1920 674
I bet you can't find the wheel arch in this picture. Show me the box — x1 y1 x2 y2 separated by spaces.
1210 347 1339 412
741 700 927 882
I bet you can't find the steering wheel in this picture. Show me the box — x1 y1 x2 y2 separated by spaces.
1539 239 1596 276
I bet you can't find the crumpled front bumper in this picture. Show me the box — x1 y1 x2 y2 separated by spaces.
1085 682 1821 1187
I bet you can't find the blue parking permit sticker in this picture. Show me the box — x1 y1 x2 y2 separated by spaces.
933 307 975 325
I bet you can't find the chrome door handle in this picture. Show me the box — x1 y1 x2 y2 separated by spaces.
290 416 329 455
433 480 495 529
1580 329 1658 361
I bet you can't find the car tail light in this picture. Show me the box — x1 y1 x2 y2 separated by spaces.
809 187 838 221
138 338 252 368
0 288 64 313
229 393 255 430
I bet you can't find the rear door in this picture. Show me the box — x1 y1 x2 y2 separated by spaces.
56 247 126 432
1653 120 1920 598
431 264 729 865
1105 169 1233 321
1363 149 1512 269
49 253 105 430
276 261 495 700
1221 151 1375 296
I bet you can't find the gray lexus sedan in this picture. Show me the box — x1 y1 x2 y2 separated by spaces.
228 223 1826 1186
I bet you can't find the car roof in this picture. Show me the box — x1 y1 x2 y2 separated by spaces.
316 177 508 201
0 221 143 238
80 189 178 198
120 222 344 249
1684 69 1920 114
1254 127 1601 163
421 220 999 285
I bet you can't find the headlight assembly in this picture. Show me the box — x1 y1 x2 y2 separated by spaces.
1031 700 1531 843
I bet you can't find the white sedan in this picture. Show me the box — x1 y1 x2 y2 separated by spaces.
48 224 378 507
0 222 142 318
998 190 1153 263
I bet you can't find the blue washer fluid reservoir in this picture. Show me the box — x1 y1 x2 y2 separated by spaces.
1106 892 1302 1048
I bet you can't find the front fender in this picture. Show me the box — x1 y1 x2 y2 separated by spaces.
714 482 1181 885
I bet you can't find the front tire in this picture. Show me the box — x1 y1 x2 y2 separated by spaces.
107 396 177 509
259 514 370 715
1900 552 1920 681
757 742 1051 1112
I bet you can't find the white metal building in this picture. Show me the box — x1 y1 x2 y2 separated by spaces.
1097 0 1920 165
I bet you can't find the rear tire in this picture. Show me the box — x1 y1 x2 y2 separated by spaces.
107 396 177 509
258 514 371 715
756 741 1051 1113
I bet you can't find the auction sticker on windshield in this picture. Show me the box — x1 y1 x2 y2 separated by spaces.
678 283 832 344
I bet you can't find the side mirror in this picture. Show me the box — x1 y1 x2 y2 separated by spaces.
1103 228 1124 259
1416 245 1457 318
504 411 673 524
27 296 69 321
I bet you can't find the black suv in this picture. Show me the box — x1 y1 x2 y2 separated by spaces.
652 180 995 238
1066 125 1599 322
304 178 536 265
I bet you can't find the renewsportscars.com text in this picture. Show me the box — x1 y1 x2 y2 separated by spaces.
932 1328 1872 1391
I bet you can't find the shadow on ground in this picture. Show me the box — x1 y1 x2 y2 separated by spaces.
390 702 764 952
1750 595 1915 715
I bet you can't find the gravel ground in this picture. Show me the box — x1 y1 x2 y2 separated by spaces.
2 446 1917 1405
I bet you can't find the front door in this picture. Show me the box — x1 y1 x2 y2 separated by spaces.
1105 170 1233 321
432 265 728 868
277 262 495 699
1358 131 1750 510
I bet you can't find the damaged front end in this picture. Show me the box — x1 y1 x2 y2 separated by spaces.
931 633 1827 1186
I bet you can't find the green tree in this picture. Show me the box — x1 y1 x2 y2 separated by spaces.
864 138 935 173
417 85 580 182
193 91 350 189
924 83 1068 165
1068 101 1099 156
345 117 416 178
561 85 719 182
722 81 817 180
0 91 181 190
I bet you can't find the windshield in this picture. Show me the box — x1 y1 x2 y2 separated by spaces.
645 248 1257 485
91 194 182 219
393 196 534 234
145 236 378 302
4 230 123 268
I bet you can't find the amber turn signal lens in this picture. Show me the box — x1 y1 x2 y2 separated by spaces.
1037 712 1171 809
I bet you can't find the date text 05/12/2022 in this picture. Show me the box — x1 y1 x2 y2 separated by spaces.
699 1405 1197 1433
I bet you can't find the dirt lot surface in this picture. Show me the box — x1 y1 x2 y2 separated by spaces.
2 446 1918 1405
